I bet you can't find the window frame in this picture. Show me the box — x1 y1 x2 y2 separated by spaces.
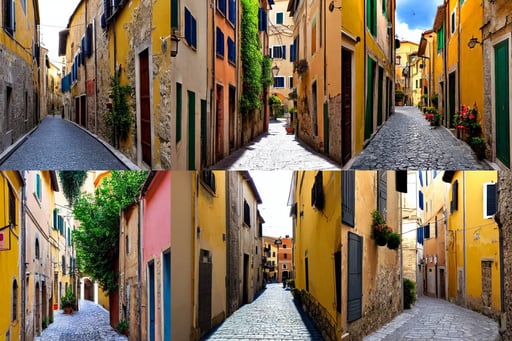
273 76 285 88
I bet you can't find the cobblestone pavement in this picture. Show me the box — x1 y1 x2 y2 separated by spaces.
350 106 491 170
0 116 128 170
204 283 324 340
364 296 500 341
212 119 340 170
36 299 127 341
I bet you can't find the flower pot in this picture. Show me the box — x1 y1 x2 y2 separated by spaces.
63 306 73 315
375 235 388 246
285 126 294 134
53 303 58 310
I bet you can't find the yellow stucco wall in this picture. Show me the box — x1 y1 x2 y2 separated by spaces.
447 171 500 315
293 170 341 338
0 172 21 341
197 171 227 326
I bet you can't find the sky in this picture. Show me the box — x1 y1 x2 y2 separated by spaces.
250 171 293 239
39 0 81 64
395 0 444 43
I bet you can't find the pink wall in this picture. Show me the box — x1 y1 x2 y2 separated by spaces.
142 171 171 263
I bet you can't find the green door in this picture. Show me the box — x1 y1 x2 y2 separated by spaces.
201 99 207 167
448 72 456 128
323 102 329 154
365 57 376 140
495 40 510 167
188 91 196 170
377 67 384 126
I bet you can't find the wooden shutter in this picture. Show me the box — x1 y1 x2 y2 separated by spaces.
378 171 387 219
342 171 355 226
484 183 497 218
347 232 362 322
450 180 458 213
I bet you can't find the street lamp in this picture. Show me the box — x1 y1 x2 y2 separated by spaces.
467 36 482 49
272 64 280 78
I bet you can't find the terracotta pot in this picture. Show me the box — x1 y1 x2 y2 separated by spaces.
63 306 73 315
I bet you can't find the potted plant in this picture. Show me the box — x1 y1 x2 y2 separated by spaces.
371 210 391 246
387 232 401 250
425 107 440 126
431 93 439 108
293 59 309 75
395 90 404 106
60 287 76 314
469 137 486 160
116 320 129 336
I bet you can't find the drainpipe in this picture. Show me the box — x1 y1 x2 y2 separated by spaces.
94 17 98 134
457 0 461 119
399 190 404 311
463 171 467 307
211 3 217 165
20 171 26 341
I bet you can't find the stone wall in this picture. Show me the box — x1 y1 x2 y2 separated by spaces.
226 172 241 316
0 48 37 152
497 170 512 338
328 95 342 164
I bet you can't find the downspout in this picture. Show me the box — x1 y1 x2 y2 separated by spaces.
457 0 461 120
399 191 404 311
137 200 142 341
94 17 98 134
84 1 88 128
443 1 448 128
20 171 26 341
211 3 217 165
463 171 467 307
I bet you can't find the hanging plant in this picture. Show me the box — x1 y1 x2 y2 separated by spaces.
387 232 401 250
293 59 308 75
104 68 133 148
371 210 391 246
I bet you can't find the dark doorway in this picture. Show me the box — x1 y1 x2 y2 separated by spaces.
84 278 94 301
439 268 446 299
216 85 224 161
342 48 352 165
448 72 456 128
305 257 309 291
335 250 341 313
201 99 207 167
188 91 196 170
198 250 212 335
80 95 86 127
36 282 41 335
229 85 236 152
139 49 152 167
495 40 510 167
377 66 384 126
243 254 249 304
148 261 155 341
311 81 318 136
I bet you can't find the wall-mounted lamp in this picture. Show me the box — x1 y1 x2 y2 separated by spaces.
161 33 182 57
328 1 341 12
488 0 496 4
271 64 280 78
467 36 482 49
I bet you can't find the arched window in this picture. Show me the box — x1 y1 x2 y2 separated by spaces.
12 279 18 321
35 238 40 259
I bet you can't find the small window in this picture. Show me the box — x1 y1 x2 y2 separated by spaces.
276 12 284 24
283 244 287 249
217 0 226 16
35 238 40 259
451 11 456 35
311 171 325 210
4 0 15 36
35 173 42 202
396 56 401 65
228 0 236 25
284 253 288 259
271 45 286 59
272 251 276 257
8 185 15 225
273 76 285 88
227 37 236 64
12 279 17 321
243 200 251 226
282 264 287 269
484 183 497 219
126 235 129 254
450 180 458 213
62 255 66 275
289 77 294 89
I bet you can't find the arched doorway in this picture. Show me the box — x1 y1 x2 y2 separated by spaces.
84 278 94 301
41 281 47 327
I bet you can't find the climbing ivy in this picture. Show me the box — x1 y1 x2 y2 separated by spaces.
261 55 273 89
104 69 133 148
58 171 87 206
240 0 263 117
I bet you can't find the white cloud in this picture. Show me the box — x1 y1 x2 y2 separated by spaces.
395 18 425 44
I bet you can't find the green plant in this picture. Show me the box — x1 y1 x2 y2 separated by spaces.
425 107 440 126
470 137 486 159
431 93 439 108
240 0 263 117
288 89 297 100
49 316 54 324
104 68 133 148
42 317 48 330
293 59 309 75
387 232 401 250
60 287 76 310
287 279 295 289
371 210 391 246
395 90 404 102
116 320 129 335
403 278 417 309
59 171 87 206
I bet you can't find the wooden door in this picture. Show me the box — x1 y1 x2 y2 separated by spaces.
448 72 456 128
139 49 152 166
495 40 510 167
188 91 196 170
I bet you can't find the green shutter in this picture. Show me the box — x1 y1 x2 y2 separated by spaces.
365 57 375 140
176 83 182 142
437 24 445 53
201 99 207 166
495 40 510 167
188 90 196 170
367 0 377 36
171 0 179 29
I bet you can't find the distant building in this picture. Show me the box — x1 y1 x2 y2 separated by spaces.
262 236 279 282
277 235 293 282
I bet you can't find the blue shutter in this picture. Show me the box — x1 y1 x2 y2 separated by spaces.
216 27 224 57
347 232 362 322
192 15 197 48
53 209 58 229
258 8 264 31
417 226 424 245
282 45 286 59
290 44 295 62
185 8 191 45
419 171 423 186
486 183 497 217
418 191 424 210
228 0 236 24
228 37 235 63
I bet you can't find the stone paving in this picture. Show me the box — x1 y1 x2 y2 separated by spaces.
36 299 127 341
204 283 324 340
211 118 340 170
0 116 129 170
350 106 492 170
364 296 500 341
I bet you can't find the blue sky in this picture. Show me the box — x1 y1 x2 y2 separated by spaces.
395 0 444 43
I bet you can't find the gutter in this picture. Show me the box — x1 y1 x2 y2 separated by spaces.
20 171 26 341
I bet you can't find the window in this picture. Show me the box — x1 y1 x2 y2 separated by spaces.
419 191 424 210
378 171 387 219
228 0 236 25
271 45 286 59
217 0 226 16
311 171 325 210
255 246 258 254
35 239 40 259
437 24 445 53
284 253 288 259
176 82 182 142
35 173 42 202
396 56 401 65
424 224 430 239
276 12 284 24
273 76 285 88
227 37 236 63
342 171 355 226
12 279 17 321
289 77 294 89
435 216 438 238
283 244 287 249
243 200 251 226
451 10 456 35
184 7 197 49
62 256 66 275
484 183 497 219
290 43 296 62
382 0 387 16
216 27 225 57
272 251 276 257
450 180 458 213
367 0 377 36
283 264 287 269
202 170 216 193
171 0 179 29
258 7 267 32
4 0 15 36
126 235 129 254
8 185 15 225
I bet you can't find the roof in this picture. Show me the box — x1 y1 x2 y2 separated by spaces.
418 37 427 56
433 4 446 32
242 172 263 204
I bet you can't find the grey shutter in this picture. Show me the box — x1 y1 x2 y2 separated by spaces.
378 171 387 219
342 171 355 226
347 232 362 322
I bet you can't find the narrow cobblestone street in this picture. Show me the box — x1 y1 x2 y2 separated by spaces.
350 106 491 170
0 116 131 170
36 300 127 341
212 119 340 170
364 297 500 341
204 283 323 340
